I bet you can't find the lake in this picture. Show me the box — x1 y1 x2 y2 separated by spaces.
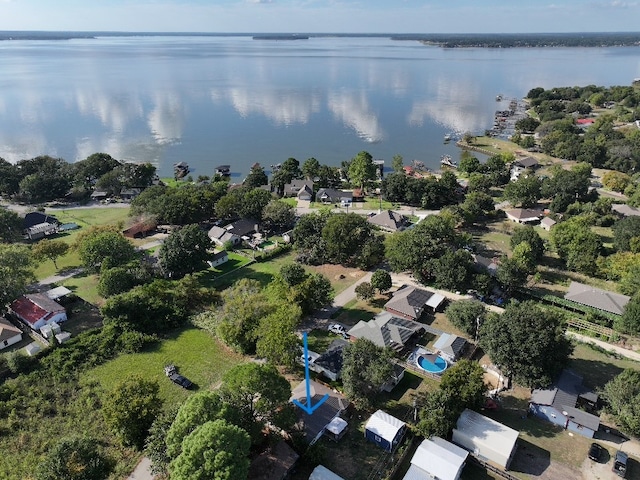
1 35 639 178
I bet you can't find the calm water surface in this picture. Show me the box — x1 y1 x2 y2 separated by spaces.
1 36 639 177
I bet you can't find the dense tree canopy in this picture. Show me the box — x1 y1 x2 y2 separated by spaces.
510 225 545 260
0 244 35 313
35 436 111 480
262 199 296 231
550 216 602 275
480 301 573 388
320 213 385 268
616 296 640 335
76 229 137 272
445 299 487 339
159 224 211 278
602 369 640 437
503 174 542 208
342 338 394 408
0 208 23 243
613 216 640 252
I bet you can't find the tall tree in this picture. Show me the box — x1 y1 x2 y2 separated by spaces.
218 363 294 440
510 225 545 260
102 376 161 449
302 157 321 180
262 199 295 231
341 338 394 408
615 295 640 335
159 224 211 278
370 269 392 293
169 420 251 480
255 301 302 367
0 208 23 243
322 213 384 268
503 174 542 208
243 164 268 189
0 244 35 313
445 299 487 339
480 301 573 388
31 239 69 269
348 151 376 190
76 229 137 271
391 154 404 173
601 369 640 437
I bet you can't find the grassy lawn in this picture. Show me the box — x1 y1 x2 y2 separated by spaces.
308 264 367 295
60 272 102 305
205 250 297 289
331 296 384 327
195 252 254 288
81 327 245 407
33 206 132 280
568 341 640 391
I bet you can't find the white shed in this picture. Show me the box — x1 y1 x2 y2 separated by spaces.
403 437 468 480
55 332 72 344
364 410 407 452
452 409 519 470
24 342 42 356
309 465 344 480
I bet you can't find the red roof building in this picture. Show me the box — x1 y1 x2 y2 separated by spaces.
9 293 67 331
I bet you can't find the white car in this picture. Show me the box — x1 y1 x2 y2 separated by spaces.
328 324 347 335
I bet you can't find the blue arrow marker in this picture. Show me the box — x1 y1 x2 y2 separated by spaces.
293 332 329 415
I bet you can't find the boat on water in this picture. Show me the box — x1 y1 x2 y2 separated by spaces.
440 155 458 168
173 161 189 178
215 165 231 176
443 133 452 142
496 94 503 101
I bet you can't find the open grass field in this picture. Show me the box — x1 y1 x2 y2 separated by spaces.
205 250 297 289
81 327 245 407
60 272 102 305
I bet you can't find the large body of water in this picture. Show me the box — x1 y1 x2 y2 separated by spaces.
1 35 639 178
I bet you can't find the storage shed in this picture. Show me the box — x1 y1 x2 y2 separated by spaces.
309 465 344 480
364 410 406 452
402 437 468 480
452 409 519 470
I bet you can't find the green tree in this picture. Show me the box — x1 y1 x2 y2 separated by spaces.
302 157 321 180
416 389 458 438
445 299 487 339
342 338 394 408
97 266 137 297
31 239 69 269
602 171 632 193
601 369 640 437
165 392 241 460
262 199 295 231
355 281 375 301
0 158 20 195
439 359 487 414
322 213 384 268
480 302 573 388
613 216 640 252
615 296 640 335
429 249 472 291
146 405 180 477
391 154 404 173
503 175 542 208
510 225 545 260
0 244 35 313
159 224 211 278
292 273 333 314
244 164 268 189
240 188 273 221
102 376 161 449
169 420 251 480
511 241 536 274
348 151 376 190
36 436 111 480
0 208 23 242
370 269 392 293
256 301 302 367
218 363 294 440
279 263 308 286
271 158 302 196
458 154 481 174
76 229 136 272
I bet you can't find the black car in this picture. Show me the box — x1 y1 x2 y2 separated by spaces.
164 365 193 389
588 443 603 461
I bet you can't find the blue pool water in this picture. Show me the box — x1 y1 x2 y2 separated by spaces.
417 355 448 374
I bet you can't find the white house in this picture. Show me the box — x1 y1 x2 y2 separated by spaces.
452 409 519 470
9 293 67 331
0 316 23 350
402 437 468 480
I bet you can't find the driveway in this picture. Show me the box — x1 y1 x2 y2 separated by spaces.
127 457 155 480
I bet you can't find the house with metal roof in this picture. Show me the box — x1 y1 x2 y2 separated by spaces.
384 285 445 321
402 437 468 480
529 369 600 438
347 311 425 351
452 409 519 470
9 293 67 331
564 281 630 316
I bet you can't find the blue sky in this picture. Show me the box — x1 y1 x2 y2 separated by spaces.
1 0 639 33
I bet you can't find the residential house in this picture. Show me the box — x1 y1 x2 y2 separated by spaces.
296 184 313 201
347 311 425 352
473 254 500 276
26 222 58 240
123 219 157 239
90 190 109 201
529 369 601 438
283 180 314 198
367 210 409 232
208 251 229 268
433 333 467 363
452 409 519 470
312 339 348 381
612 204 640 217
540 217 557 231
227 218 259 238
402 437 468 480
384 285 445 321
564 281 630 316
510 157 539 181
247 440 299 480
23 212 58 230
504 208 542 224
120 188 142 201
208 225 241 247
0 316 23 350
309 466 344 480
364 410 406 452
290 380 350 445
316 188 352 205
9 293 67 331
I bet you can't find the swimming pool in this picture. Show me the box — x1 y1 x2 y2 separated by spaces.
417 354 448 374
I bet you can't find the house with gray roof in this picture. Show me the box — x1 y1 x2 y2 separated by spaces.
612 203 640 217
564 281 630 316
367 210 409 232
208 225 241 246
433 333 467 363
347 311 424 351
529 369 600 438
504 208 542 224
384 285 445 321
316 188 352 205
283 179 314 198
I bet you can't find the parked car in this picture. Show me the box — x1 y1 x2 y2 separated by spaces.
588 443 603 461
164 365 193 389
328 324 347 335
613 451 628 478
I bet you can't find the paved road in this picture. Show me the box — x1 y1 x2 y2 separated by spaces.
35 267 85 288
127 457 155 480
